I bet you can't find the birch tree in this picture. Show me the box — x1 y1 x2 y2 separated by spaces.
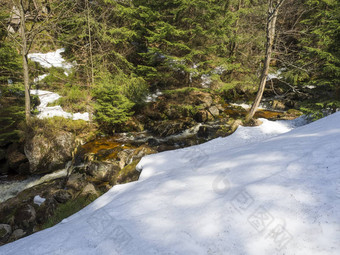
245 0 285 123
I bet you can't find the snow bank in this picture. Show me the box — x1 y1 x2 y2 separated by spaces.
1 113 339 255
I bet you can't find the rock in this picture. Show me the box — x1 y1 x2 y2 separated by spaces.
54 190 72 204
125 117 144 132
117 150 129 169
8 229 26 242
14 204 36 229
231 119 243 132
271 100 286 111
147 138 159 147
17 161 30 174
194 110 209 122
66 173 86 191
152 120 189 137
36 197 57 224
80 183 99 197
24 131 76 174
0 162 9 175
191 91 213 107
83 162 119 183
130 145 156 162
0 224 12 242
208 106 220 117
116 159 141 184
7 147 27 172
0 149 5 161
197 126 219 139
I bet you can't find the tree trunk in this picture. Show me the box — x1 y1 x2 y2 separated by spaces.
86 0 94 86
245 0 285 123
18 0 31 123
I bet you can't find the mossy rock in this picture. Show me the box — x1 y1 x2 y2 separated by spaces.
116 159 141 184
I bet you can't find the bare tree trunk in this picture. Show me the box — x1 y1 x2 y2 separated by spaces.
18 0 31 123
245 0 285 123
86 0 94 86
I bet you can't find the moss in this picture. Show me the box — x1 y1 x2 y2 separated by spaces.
116 159 141 184
40 193 98 230
287 109 303 116
0 228 7 237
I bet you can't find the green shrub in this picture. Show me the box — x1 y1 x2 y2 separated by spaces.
49 86 91 113
93 74 135 133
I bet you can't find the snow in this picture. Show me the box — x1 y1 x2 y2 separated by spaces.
30 90 90 121
230 102 267 110
145 90 163 103
1 113 340 255
28 48 73 73
33 195 46 206
27 48 89 121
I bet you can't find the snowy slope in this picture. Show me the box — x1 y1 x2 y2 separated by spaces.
1 113 339 255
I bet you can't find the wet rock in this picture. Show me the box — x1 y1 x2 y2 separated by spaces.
152 120 189 137
14 204 36 229
8 229 26 242
147 138 159 147
24 131 76 174
0 224 12 242
197 126 219 139
130 145 156 161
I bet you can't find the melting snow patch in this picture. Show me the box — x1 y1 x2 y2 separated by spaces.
30 89 89 121
33 195 46 206
28 48 73 72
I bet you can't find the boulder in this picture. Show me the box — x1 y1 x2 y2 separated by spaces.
14 204 36 229
271 100 286 111
0 224 12 242
208 106 220 117
36 197 58 224
194 110 209 122
54 190 72 204
8 229 26 242
0 149 5 161
190 91 213 107
80 183 99 197
83 162 119 183
66 173 87 191
6 144 28 173
24 131 76 174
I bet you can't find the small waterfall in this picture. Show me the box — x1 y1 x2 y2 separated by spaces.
0 168 69 203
